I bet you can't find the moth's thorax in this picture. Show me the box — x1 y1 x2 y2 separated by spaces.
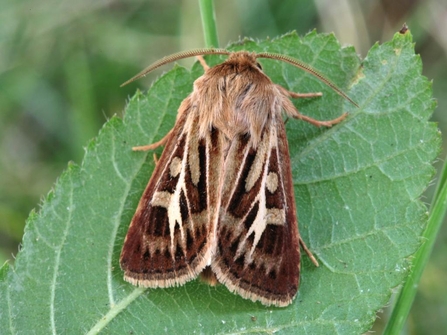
191 52 285 146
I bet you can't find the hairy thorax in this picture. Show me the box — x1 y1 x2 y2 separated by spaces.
190 52 286 146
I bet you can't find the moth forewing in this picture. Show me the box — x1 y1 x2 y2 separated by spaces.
211 118 302 307
120 50 354 307
120 98 224 288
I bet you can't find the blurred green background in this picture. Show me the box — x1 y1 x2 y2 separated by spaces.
1 0 445 333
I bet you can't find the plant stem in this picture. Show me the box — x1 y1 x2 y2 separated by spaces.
199 0 219 48
384 160 447 334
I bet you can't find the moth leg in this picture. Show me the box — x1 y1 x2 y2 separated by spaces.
153 153 159 165
288 91 322 99
292 111 348 128
132 129 173 151
196 55 210 71
299 237 319 267
280 87 348 127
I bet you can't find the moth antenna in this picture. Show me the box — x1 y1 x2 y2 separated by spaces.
256 52 359 108
121 48 231 87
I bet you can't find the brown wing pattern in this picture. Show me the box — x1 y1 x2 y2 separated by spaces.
212 117 301 307
120 101 224 288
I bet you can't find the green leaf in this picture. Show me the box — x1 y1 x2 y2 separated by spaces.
0 31 440 334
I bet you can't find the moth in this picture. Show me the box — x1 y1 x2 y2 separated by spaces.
120 48 357 307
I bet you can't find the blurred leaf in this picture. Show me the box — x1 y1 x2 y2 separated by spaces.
0 31 440 334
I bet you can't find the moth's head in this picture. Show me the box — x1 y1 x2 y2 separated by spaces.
208 52 266 79
225 52 262 70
